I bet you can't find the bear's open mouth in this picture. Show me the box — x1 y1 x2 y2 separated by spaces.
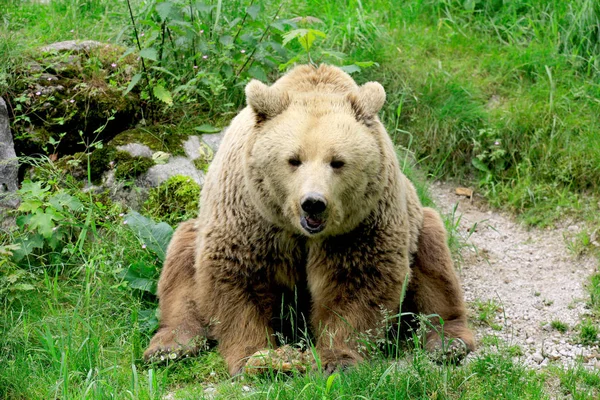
300 215 326 234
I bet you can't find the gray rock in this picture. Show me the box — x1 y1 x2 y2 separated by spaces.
532 352 544 363
183 135 203 159
116 143 153 158
140 156 204 187
104 172 149 211
39 40 104 53
0 97 19 208
201 129 226 152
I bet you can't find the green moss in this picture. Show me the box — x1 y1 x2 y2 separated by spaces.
193 158 210 173
110 127 188 157
10 44 140 158
143 175 200 226
113 151 154 181
88 145 118 183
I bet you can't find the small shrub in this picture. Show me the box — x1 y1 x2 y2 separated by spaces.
11 180 85 264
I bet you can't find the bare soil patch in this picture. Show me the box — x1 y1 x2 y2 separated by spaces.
430 182 600 369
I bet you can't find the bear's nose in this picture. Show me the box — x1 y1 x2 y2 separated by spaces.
301 193 327 214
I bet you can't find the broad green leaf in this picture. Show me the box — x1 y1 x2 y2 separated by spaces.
155 1 174 22
121 262 158 294
153 84 173 106
270 19 291 32
339 65 361 74
124 73 142 95
194 124 221 133
15 214 31 229
194 1 214 15
246 4 260 20
219 35 233 46
227 17 242 29
19 181 49 200
140 47 158 61
18 199 43 213
299 29 326 52
138 308 159 332
48 192 83 212
282 29 307 47
124 211 173 262
283 29 326 52
472 157 491 173
28 209 58 238
12 234 44 262
248 65 268 82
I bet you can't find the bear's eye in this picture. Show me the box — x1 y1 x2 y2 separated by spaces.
288 158 302 167
330 160 345 169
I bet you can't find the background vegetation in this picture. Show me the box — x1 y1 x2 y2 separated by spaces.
1 0 599 398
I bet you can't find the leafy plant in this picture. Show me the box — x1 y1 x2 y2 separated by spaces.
124 0 291 115
119 211 173 333
471 128 508 186
122 211 173 264
0 244 36 302
12 180 84 263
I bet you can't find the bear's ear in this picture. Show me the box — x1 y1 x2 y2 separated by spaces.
245 79 290 123
347 81 386 124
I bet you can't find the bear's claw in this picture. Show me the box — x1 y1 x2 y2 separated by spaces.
428 337 470 364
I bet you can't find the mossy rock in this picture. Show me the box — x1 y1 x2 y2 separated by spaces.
143 175 200 226
113 151 154 182
110 126 192 157
6 41 140 158
88 145 118 183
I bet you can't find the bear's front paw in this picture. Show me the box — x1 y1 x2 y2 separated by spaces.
143 330 205 364
317 349 361 375
426 336 470 364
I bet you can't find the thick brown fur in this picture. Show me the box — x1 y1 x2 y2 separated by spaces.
144 64 474 375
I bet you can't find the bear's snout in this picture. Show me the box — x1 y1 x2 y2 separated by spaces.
300 192 327 235
301 193 327 214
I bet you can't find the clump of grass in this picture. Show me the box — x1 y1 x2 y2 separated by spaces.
556 365 600 399
588 273 600 314
578 319 599 345
473 299 503 331
551 320 569 333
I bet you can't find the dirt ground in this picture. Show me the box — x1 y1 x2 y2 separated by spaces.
429 181 600 369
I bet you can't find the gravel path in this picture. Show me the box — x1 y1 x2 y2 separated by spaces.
429 182 600 369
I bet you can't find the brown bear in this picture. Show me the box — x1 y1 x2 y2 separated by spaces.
143 64 474 375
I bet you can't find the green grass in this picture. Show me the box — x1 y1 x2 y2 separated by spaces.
578 319 600 345
550 320 569 334
2 0 600 398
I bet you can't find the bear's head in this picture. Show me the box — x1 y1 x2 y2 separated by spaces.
244 74 388 238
